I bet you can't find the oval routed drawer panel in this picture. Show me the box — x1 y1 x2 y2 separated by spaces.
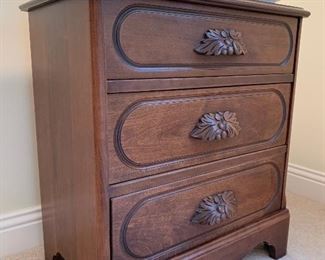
104 0 297 79
111 151 285 259
107 84 291 183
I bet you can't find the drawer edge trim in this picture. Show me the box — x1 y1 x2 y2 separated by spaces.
106 74 294 93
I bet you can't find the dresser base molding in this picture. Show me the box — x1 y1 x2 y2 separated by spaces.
173 209 289 260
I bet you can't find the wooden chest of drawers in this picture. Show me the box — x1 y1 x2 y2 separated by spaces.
20 0 310 259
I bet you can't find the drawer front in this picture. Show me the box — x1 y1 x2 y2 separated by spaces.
111 150 285 259
104 0 297 79
107 84 291 183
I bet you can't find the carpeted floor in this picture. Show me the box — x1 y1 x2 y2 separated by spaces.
3 192 325 260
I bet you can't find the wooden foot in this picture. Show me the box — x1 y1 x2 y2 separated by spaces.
53 252 65 260
173 209 290 260
264 242 287 259
262 210 289 259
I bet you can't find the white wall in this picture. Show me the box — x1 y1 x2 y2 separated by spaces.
0 1 43 256
279 0 325 206
0 0 40 215
280 0 325 173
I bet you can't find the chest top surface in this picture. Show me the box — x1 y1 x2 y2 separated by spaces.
20 0 310 17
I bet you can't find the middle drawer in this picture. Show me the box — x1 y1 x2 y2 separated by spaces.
107 83 291 184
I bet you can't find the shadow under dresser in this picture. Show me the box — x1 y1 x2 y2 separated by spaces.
20 0 310 259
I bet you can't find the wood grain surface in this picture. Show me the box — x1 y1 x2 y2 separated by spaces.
103 0 298 79
111 149 285 259
107 84 291 183
28 0 108 259
21 0 308 259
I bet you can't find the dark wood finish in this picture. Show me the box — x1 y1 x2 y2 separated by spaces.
89 0 111 258
52 253 64 260
191 190 237 226
107 84 291 183
20 0 311 17
107 74 294 93
108 146 287 198
111 150 285 259
21 0 308 259
194 28 247 56
19 0 58 12
173 209 290 260
281 17 304 209
103 0 298 79
27 0 108 259
176 0 310 17
191 111 241 141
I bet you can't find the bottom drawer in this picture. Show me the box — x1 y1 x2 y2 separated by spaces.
111 148 286 259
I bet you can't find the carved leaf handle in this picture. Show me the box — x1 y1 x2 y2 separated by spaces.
194 29 247 56
191 111 241 141
191 190 237 225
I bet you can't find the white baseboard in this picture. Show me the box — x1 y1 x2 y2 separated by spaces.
0 206 43 258
287 163 325 204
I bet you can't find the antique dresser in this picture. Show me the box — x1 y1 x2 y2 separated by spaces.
20 0 310 259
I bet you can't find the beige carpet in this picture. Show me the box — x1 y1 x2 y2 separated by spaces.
3 192 325 260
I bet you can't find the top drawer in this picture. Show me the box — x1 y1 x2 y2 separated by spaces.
104 0 298 80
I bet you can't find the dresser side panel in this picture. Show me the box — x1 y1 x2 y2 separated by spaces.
28 0 107 259
281 17 303 209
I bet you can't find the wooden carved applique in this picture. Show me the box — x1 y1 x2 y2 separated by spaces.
194 29 247 56
191 111 241 141
191 190 237 226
